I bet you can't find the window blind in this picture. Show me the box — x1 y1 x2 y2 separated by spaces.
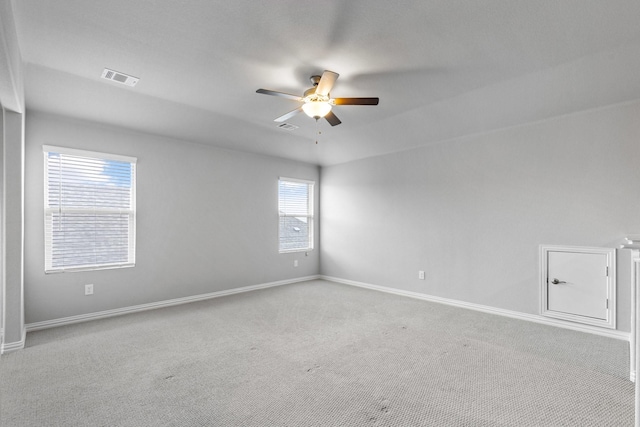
43 145 136 272
278 178 314 252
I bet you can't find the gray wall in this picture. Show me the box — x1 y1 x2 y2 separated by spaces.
21 101 640 331
320 101 640 332
24 111 320 324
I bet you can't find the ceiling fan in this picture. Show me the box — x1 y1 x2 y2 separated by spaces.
256 70 379 126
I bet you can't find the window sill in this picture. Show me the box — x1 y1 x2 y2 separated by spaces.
45 263 135 274
279 249 313 254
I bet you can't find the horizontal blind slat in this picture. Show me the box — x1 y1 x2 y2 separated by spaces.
44 147 136 272
278 179 314 252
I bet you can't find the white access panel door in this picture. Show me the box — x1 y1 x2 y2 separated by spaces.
548 251 607 319
540 245 616 329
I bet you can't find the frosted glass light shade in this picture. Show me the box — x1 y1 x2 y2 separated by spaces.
302 101 332 118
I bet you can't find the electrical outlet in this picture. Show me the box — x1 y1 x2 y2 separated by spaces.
418 271 425 280
294 260 299 267
85 284 94 295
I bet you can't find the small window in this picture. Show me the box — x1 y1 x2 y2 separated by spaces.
278 177 314 253
43 145 136 272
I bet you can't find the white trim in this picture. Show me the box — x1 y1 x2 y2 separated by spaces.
1 326 26 354
539 245 617 330
44 262 135 274
322 275 630 341
630 251 640 427
43 144 137 164
17 274 630 345
630 251 640 382
278 176 315 185
279 248 314 254
26 276 320 332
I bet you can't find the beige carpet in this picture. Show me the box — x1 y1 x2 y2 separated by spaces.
0 280 634 426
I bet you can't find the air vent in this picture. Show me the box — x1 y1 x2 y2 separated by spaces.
277 123 298 131
101 68 139 87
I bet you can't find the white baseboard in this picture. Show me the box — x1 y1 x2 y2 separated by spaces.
321 275 630 341
1 327 26 354
19 274 630 345
26 275 320 333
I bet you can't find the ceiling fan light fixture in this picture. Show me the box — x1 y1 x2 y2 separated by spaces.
302 101 332 119
256 70 379 126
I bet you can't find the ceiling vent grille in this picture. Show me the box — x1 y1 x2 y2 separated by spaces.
277 123 298 131
101 68 139 87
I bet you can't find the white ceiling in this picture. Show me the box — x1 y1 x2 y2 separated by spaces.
9 0 640 166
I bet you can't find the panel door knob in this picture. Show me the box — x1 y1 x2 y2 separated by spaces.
551 278 567 284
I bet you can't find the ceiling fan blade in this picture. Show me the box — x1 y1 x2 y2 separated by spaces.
256 89 303 102
315 70 339 97
333 97 379 105
274 107 303 122
324 110 342 126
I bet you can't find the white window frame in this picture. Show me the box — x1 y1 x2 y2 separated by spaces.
43 145 137 273
278 177 314 253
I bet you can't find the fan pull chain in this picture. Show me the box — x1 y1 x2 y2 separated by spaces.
315 118 321 144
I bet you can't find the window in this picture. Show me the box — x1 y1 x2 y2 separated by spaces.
43 145 136 272
278 177 314 253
